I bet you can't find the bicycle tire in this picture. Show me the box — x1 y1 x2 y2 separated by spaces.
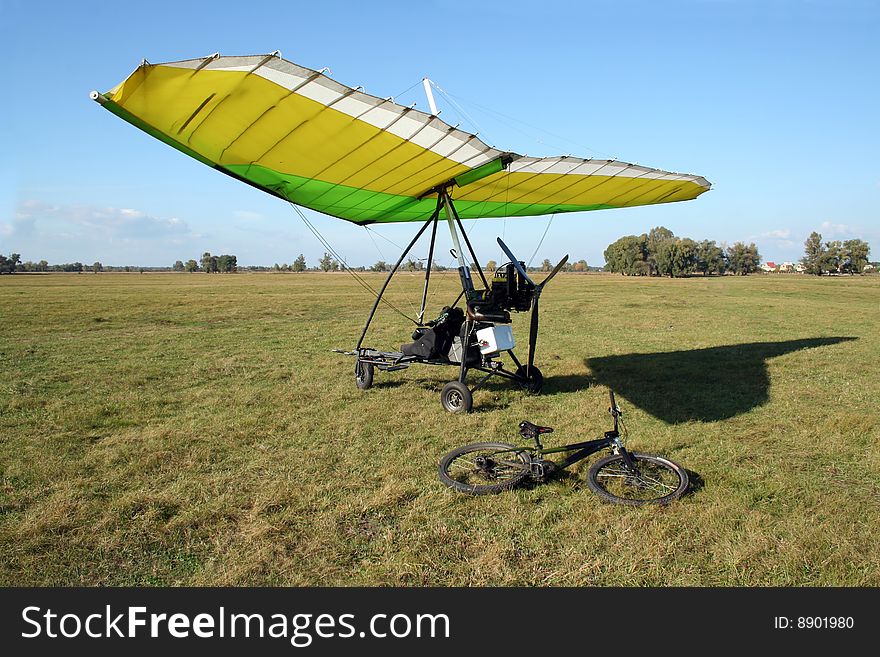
587 452 689 506
438 442 531 495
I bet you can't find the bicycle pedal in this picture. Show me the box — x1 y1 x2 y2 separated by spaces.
530 460 556 481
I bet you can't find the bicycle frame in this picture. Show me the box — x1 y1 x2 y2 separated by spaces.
491 391 638 474
534 432 625 470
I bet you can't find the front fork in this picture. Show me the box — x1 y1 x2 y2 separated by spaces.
611 437 640 474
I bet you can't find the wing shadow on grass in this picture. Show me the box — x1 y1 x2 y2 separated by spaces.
574 337 856 424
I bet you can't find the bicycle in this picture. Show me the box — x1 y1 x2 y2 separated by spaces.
438 391 689 505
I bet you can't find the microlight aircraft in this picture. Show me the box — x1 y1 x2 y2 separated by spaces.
92 53 710 412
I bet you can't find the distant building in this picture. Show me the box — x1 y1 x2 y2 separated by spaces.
779 262 795 272
760 261 778 272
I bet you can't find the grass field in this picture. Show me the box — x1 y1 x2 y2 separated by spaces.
2 271 879 586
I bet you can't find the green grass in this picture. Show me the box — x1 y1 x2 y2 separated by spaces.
1 271 878 586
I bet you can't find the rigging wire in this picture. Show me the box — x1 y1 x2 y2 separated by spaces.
437 88 606 159
430 81 490 144
364 224 406 252
527 214 556 268
288 202 419 324
391 79 425 105
364 226 387 262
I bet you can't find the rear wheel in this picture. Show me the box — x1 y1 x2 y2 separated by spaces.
441 381 473 413
439 442 531 494
515 365 543 394
587 452 689 506
355 361 374 390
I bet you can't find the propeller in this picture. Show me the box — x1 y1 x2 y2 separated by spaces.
496 238 568 376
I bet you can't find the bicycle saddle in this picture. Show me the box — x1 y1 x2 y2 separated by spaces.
519 421 554 438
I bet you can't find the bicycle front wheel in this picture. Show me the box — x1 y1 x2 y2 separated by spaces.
587 453 689 506
438 442 531 495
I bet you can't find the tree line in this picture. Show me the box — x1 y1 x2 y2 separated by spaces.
603 227 760 277
1 254 112 274
801 232 871 275
171 252 238 273
6 231 870 277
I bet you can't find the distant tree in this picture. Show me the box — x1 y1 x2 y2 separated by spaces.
200 252 218 273
675 238 698 277
216 254 237 273
371 261 388 272
541 258 552 272
695 240 725 275
319 252 335 272
184 259 199 272
573 259 588 272
726 242 760 275
485 259 497 272
292 254 306 272
653 238 696 277
646 226 675 275
604 235 649 275
406 258 421 272
172 260 185 272
844 239 871 273
653 240 677 277
801 232 826 275
92 261 103 273
0 254 16 274
273 263 282 271
38 260 48 272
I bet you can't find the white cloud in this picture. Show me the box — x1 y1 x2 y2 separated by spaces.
760 228 791 239
749 227 797 251
13 201 198 240
819 221 853 238
233 210 263 222
5 200 207 265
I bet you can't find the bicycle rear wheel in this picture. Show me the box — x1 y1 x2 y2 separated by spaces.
587 452 689 506
438 442 531 495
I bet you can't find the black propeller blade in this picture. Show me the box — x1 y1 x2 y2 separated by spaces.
496 239 569 377
496 238 535 286
528 293 540 375
539 254 569 289
527 254 568 375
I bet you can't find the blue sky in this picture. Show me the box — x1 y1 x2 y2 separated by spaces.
2 0 878 267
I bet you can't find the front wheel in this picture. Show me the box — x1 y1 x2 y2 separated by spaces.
441 381 473 413
355 361 374 390
515 365 543 394
587 452 689 506
438 442 531 495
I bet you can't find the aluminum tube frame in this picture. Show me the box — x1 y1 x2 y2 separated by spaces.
355 196 442 349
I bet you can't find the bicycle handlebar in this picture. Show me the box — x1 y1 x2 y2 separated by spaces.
608 390 621 432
